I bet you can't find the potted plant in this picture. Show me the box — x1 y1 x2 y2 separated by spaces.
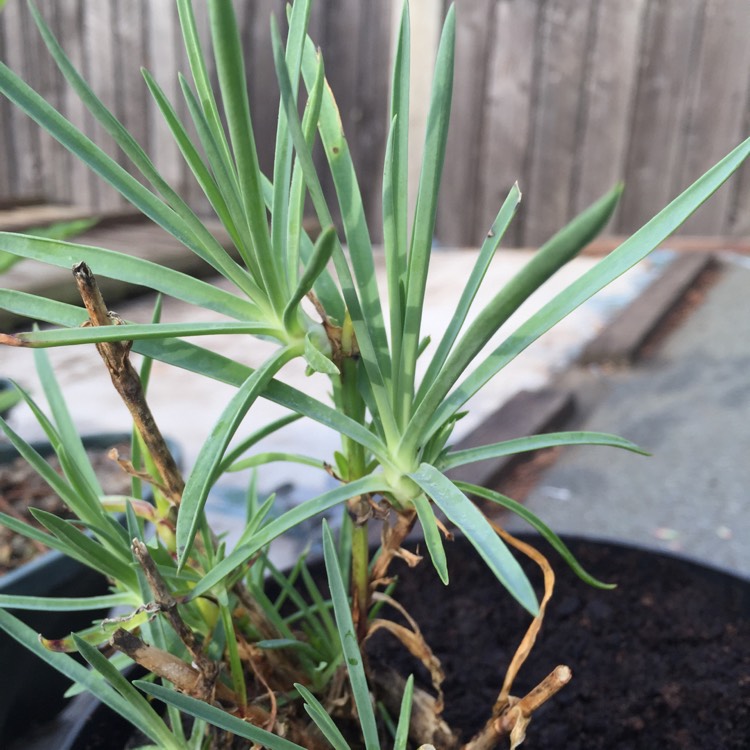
0 1 748 747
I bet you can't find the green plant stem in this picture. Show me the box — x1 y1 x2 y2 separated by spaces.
339 355 366 479
351 521 371 643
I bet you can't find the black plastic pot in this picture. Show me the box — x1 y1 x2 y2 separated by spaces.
10 534 750 749
0 433 159 744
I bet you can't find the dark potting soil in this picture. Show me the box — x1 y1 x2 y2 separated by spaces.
367 535 750 749
0 443 131 574
20 536 749 749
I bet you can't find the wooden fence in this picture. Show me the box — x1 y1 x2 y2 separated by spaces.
1 0 749 247
0 0 393 229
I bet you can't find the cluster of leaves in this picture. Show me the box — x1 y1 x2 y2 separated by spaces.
0 0 748 747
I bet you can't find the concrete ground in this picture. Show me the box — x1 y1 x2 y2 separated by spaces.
504 255 750 577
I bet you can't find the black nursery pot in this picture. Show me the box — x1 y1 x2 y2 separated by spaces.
0 434 147 744
12 534 750 749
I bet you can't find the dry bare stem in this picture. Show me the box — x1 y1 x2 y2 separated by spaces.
367 591 445 712
72 261 184 504
463 524 571 750
111 628 240 708
492 524 556 711
131 539 211 669
370 509 418 584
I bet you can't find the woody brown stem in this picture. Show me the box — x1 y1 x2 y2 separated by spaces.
131 539 210 667
505 665 572 721
111 628 238 707
73 261 183 504
463 665 572 750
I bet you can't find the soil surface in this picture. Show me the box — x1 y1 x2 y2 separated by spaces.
368 535 750 749
0 443 131 574
17 536 749 749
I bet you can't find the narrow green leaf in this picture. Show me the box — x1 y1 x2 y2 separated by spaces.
175 0 234 173
0 592 134 611
177 345 301 565
0 510 62 550
421 135 750 444
0 232 262 321
0 59 244 288
32 509 137 587
416 183 521 403
0 289 87 327
456 481 615 589
405 184 621 454
63 651 134 699
0 291 390 462
26 216 98 240
412 493 448 584
188 475 389 600
28 2 252 294
382 116 402 363
393 675 415 750
283 225 338 332
0 386 22 414
177 73 262 293
409 463 538 615
398 6 456 426
272 0 313 291
73 634 181 750
209 0 283 307
218 413 302 473
322 522 380 750
136 681 306 750
299 560 339 650
287 32 399 444
304 331 339 375
296 38 392 390
217 592 248 708
33 345 101 493
0 416 100 526
141 69 249 261
440 431 647 471
227 451 325 473
7 320 282 348
295 683 352 750
385 1 411 373
287 53 325 292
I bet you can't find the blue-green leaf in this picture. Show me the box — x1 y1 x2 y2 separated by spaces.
322 521 380 750
177 345 301 565
455 481 615 589
440 431 647 471
135 681 305 750
409 463 538 615
412 493 448 584
188 475 389 600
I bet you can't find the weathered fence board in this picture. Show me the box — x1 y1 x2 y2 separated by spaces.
572 0 646 220
475 0 540 248
673 0 750 234
437 0 494 246
1 0 749 245
523 0 594 246
617 0 705 233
